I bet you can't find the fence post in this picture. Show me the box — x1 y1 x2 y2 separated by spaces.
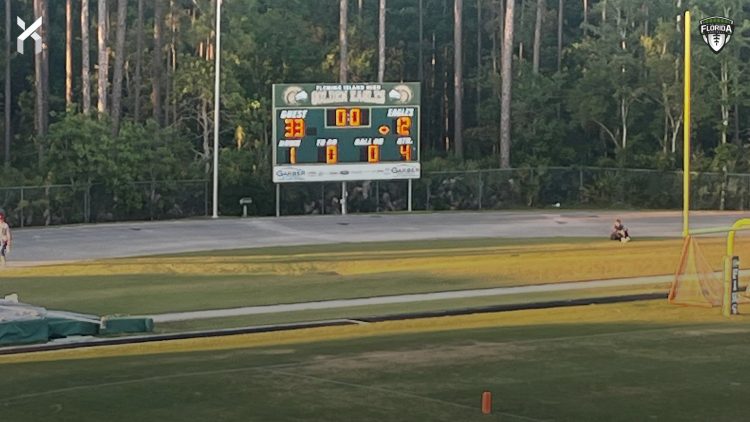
579 168 584 203
376 181 380 212
20 187 24 228
426 182 431 210
204 180 209 217
149 180 155 220
478 171 483 210
82 185 87 223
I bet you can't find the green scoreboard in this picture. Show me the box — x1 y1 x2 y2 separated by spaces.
272 82 420 183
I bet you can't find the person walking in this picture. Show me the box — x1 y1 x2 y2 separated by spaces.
0 212 12 266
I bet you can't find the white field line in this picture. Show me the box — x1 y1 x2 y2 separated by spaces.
147 273 688 323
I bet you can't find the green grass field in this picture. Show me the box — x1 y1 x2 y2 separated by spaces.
0 237 703 313
1 301 749 421
1 236 746 333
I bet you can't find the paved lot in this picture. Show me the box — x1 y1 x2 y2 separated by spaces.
5 210 748 264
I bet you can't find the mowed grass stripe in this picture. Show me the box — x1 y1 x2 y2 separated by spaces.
1 236 747 332
1 300 743 365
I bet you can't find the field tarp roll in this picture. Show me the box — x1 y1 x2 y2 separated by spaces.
0 319 49 346
100 316 154 335
1 299 153 347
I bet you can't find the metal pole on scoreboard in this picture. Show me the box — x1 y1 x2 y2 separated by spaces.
211 0 222 219
341 182 348 215
276 184 280 217
408 179 413 212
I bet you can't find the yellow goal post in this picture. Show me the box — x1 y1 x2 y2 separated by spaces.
669 218 750 316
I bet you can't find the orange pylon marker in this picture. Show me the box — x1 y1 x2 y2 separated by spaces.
481 391 492 415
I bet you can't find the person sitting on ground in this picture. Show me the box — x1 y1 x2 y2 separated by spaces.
610 218 631 242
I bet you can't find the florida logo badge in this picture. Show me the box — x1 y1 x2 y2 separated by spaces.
699 16 734 54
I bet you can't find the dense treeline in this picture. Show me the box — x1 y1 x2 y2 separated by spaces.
0 0 749 217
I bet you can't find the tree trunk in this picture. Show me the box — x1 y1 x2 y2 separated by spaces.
556 0 562 72
532 0 543 74
443 42 450 152
418 0 423 81
134 0 143 122
152 0 163 125
582 0 587 34
97 0 108 117
82 0 91 115
476 0 481 121
170 0 177 125
41 0 49 134
339 0 348 83
378 0 386 82
34 0 49 150
111 0 127 136
620 97 628 149
518 0 524 65
720 60 729 145
4 0 11 168
66 0 73 110
733 102 741 145
454 0 463 158
202 99 210 174
492 0 505 76
500 0 514 168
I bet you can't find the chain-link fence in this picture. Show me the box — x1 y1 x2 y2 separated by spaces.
3 169 749 225
277 167 750 215
0 180 209 227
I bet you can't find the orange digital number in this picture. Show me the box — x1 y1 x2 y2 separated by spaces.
396 116 412 136
350 108 362 126
399 145 412 161
368 145 380 163
336 109 347 126
326 145 338 164
283 118 305 138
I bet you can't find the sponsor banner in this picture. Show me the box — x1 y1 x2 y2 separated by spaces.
273 163 421 183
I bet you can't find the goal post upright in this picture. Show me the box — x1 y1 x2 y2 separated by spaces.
683 10 692 238
685 219 750 317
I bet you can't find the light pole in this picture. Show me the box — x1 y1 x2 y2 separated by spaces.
212 0 222 219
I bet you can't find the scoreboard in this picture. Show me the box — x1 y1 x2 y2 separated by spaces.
272 82 420 183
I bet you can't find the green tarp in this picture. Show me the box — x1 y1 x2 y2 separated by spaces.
0 299 154 347
0 318 49 346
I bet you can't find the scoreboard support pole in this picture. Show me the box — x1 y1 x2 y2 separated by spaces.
341 182 348 215
408 179 413 212
276 185 281 217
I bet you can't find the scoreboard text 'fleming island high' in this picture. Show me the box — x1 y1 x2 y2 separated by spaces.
272 83 421 183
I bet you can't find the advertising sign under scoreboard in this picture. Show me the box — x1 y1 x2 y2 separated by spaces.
272 82 421 183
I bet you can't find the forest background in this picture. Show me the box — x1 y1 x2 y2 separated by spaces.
1 0 749 223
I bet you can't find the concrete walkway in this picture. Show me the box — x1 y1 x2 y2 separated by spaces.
8 210 748 264
148 273 678 323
